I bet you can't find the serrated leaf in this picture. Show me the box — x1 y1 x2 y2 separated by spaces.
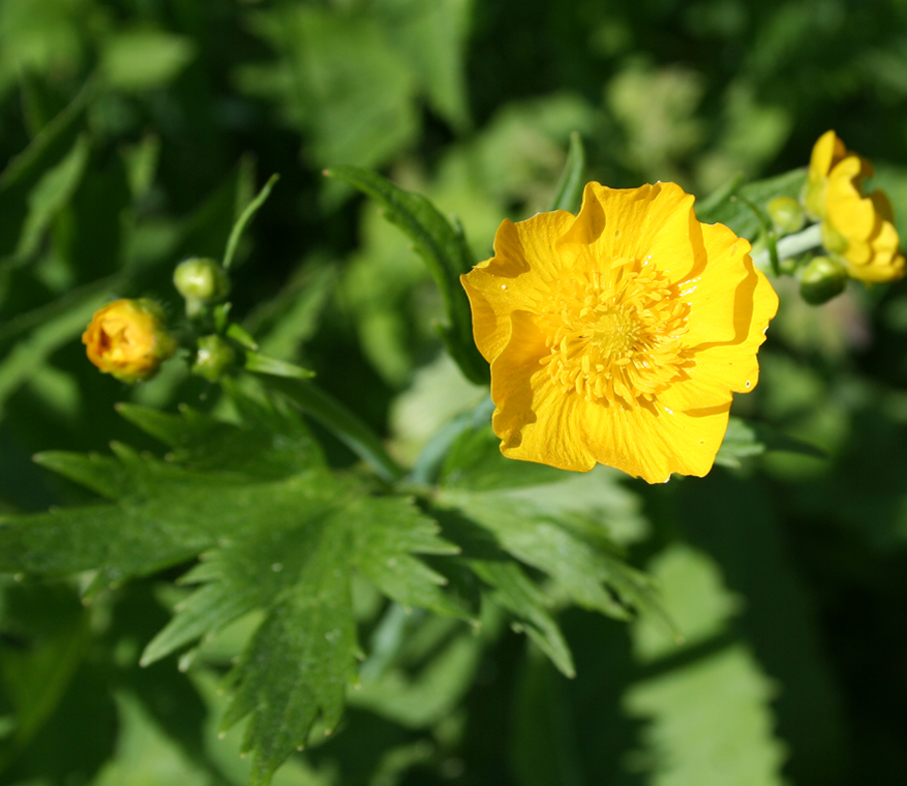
436 425 661 626
221 525 358 786
471 560 574 678
0 455 308 583
139 471 343 666
624 545 787 786
349 496 467 618
32 451 133 501
443 489 645 622
432 508 574 677
324 166 488 385
116 391 325 478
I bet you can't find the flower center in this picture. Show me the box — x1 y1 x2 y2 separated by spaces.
539 257 692 407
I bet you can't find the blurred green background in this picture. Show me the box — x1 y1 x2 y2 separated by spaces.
2 0 907 784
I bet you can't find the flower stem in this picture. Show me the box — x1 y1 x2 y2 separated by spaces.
754 222 824 271
261 376 405 484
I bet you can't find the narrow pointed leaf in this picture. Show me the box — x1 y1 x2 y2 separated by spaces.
325 166 488 384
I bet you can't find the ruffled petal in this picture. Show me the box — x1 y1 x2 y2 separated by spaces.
491 311 597 472
558 182 698 279
809 130 847 180
581 397 731 483
679 223 774 349
462 212 576 361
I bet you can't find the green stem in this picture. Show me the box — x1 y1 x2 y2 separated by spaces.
262 376 405 484
753 222 824 272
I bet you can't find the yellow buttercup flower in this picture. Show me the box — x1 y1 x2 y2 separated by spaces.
82 299 176 383
805 130 905 283
460 182 778 484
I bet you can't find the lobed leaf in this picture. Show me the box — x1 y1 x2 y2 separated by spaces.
220 526 358 786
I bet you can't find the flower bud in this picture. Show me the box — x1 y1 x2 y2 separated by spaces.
799 256 847 305
767 196 806 235
82 299 176 382
191 334 236 382
173 258 231 304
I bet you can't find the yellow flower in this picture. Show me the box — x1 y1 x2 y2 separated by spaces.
460 182 778 484
82 299 176 383
805 130 905 283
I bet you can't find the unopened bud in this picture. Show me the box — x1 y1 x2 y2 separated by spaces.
767 196 806 235
191 334 236 382
173 258 231 304
82 299 176 383
799 256 847 305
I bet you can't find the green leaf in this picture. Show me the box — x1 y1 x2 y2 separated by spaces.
549 131 586 213
244 352 315 381
99 29 196 91
349 496 466 618
324 166 488 385
223 174 279 271
12 133 90 262
442 487 662 627
715 416 827 469
238 7 418 172
139 472 348 666
220 527 358 786
372 0 473 133
117 393 326 479
696 168 807 240
430 508 574 678
471 559 575 678
2 400 471 785
624 544 787 786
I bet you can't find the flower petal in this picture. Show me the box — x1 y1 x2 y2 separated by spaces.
680 223 774 348
558 182 699 280
809 130 847 179
461 211 575 361
491 311 597 472
580 397 731 483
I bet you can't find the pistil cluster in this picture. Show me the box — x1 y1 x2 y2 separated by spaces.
538 258 691 408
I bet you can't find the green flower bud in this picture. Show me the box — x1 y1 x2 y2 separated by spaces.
191 334 237 382
173 258 231 304
799 256 847 305
767 196 806 235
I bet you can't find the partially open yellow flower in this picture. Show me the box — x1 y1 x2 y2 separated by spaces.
460 182 778 483
82 299 176 383
805 130 905 283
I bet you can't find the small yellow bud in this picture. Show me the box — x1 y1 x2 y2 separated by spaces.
173 258 231 304
191 335 236 382
799 256 847 305
82 299 176 383
766 196 806 235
